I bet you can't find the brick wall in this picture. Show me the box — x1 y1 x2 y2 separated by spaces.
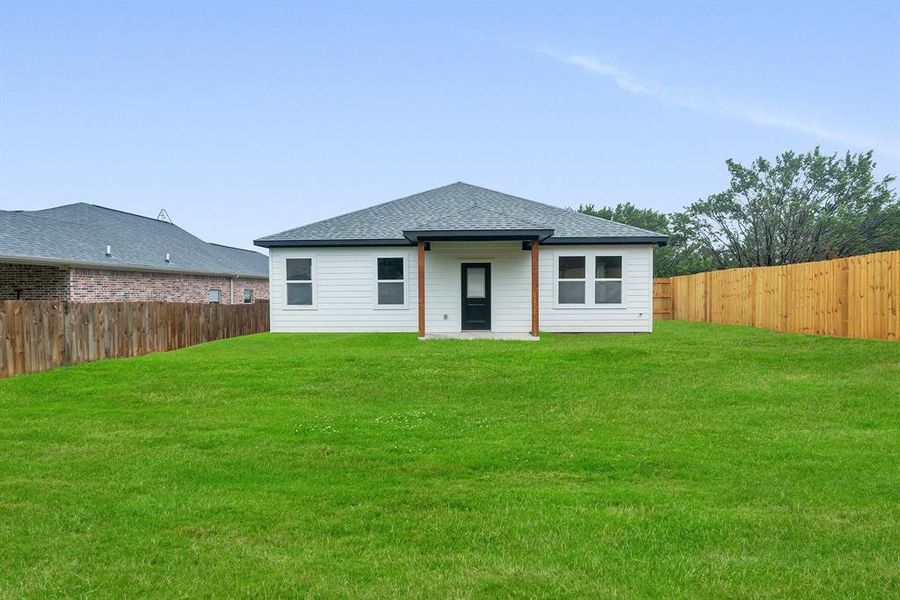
68 268 269 304
231 277 270 304
0 263 70 300
0 262 269 303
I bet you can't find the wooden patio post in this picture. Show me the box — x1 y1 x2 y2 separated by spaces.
531 241 539 337
418 241 425 337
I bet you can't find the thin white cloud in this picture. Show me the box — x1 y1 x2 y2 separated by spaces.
540 48 898 158
560 53 650 95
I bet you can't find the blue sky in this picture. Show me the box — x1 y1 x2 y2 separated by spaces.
1 1 898 250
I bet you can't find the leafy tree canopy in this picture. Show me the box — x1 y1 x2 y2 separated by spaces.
685 148 898 269
577 148 899 276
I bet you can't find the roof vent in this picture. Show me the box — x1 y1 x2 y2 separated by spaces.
105 245 112 256
157 209 173 224
165 253 171 263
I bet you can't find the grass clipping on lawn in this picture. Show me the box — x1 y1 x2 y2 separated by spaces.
0 321 898 597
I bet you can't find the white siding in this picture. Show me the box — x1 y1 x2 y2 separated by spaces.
539 244 654 333
269 242 654 334
424 241 531 334
269 247 418 332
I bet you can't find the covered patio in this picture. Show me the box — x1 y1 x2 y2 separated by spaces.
404 210 553 339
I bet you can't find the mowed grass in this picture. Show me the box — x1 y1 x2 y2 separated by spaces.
1 322 898 598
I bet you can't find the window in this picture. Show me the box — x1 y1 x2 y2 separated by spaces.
557 256 586 304
286 258 313 306
467 267 486 298
556 253 625 307
376 257 405 306
208 289 221 304
243 289 253 303
594 256 623 304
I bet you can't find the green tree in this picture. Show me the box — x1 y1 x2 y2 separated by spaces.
576 202 669 234
577 148 898 276
685 148 899 269
575 202 706 276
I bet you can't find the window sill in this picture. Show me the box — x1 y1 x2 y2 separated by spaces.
373 305 410 310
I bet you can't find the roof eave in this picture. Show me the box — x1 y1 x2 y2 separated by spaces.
253 232 667 248
402 228 555 243
543 236 669 247
254 238 414 248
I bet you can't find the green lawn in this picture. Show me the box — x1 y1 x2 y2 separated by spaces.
1 322 898 597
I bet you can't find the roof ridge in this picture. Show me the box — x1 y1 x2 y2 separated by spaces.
86 203 175 224
207 242 267 255
29 202 177 226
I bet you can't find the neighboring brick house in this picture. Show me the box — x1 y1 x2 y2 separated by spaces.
0 203 268 303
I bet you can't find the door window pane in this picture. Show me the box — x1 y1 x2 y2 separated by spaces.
378 282 404 305
286 258 312 281
558 281 585 304
595 256 622 279
467 268 486 298
558 256 585 278
594 281 622 304
377 257 404 280
287 282 313 305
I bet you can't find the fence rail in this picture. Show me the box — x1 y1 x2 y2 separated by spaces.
653 250 899 341
0 300 270 378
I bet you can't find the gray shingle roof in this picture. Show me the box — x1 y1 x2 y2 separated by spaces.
1 203 268 278
408 204 548 232
255 182 667 246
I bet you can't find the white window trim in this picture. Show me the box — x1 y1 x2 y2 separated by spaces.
284 255 317 310
373 255 409 309
593 254 624 306
554 254 587 307
553 251 626 309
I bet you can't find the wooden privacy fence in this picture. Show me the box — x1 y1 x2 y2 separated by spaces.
653 249 899 341
653 278 673 320
0 300 270 378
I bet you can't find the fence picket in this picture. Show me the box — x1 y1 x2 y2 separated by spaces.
0 301 269 378
654 250 899 341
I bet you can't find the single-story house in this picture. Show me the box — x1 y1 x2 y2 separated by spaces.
254 182 667 337
0 203 268 303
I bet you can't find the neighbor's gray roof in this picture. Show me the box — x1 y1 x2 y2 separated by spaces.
0 203 268 277
255 182 667 247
